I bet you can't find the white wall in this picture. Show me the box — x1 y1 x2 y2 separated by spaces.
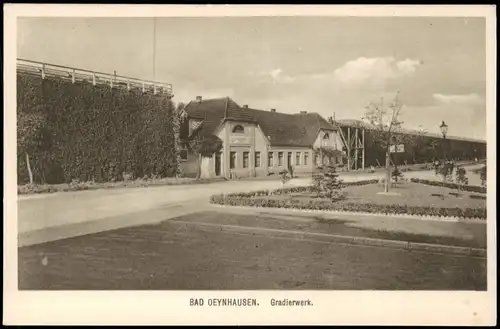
313 129 343 150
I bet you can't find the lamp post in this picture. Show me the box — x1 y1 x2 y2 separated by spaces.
439 121 449 179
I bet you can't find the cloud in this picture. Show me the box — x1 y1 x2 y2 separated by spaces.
432 93 483 105
332 57 422 87
399 92 486 140
396 58 422 75
269 68 282 80
251 68 296 84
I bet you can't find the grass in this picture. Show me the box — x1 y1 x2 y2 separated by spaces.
18 176 228 195
18 210 487 290
183 211 487 249
255 182 486 210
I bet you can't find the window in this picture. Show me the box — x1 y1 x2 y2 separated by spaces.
304 152 309 165
232 125 244 134
268 152 274 167
287 152 292 167
296 152 301 166
243 152 249 168
230 152 236 169
255 152 261 168
323 133 330 140
278 152 284 166
180 145 188 161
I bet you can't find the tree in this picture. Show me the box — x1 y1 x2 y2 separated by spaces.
173 102 188 178
363 92 404 193
312 164 344 200
176 101 223 180
188 131 223 180
17 107 51 185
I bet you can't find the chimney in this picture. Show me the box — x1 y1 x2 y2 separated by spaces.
270 108 276 112
243 105 249 109
300 110 307 114
196 96 202 103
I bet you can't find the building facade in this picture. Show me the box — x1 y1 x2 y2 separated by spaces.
179 97 344 179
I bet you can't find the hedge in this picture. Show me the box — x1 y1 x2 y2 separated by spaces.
410 178 486 194
17 74 179 184
209 195 486 220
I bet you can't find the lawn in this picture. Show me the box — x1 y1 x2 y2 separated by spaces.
277 182 487 209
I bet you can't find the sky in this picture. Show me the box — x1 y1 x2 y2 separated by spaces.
17 16 487 139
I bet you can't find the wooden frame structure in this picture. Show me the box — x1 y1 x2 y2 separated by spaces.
336 124 365 171
17 58 174 97
333 118 487 172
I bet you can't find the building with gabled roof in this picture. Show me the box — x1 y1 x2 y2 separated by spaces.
179 96 344 179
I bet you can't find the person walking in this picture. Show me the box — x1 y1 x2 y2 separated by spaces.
434 159 441 176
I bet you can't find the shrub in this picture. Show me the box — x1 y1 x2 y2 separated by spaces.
479 165 486 186
454 166 469 193
410 178 486 194
391 167 404 185
439 162 454 182
469 194 487 200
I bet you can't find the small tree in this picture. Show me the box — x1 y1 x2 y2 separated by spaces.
279 169 291 194
17 108 51 185
455 166 469 195
439 162 454 183
363 91 404 193
391 166 403 186
479 165 486 186
312 164 344 200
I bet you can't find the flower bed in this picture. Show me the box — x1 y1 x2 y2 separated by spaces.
410 178 486 194
210 195 486 220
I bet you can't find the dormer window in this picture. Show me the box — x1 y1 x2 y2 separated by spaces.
323 133 330 140
232 125 245 134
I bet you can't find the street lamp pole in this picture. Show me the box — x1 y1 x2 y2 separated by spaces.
439 121 448 162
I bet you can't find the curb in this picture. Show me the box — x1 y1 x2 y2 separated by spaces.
210 204 487 224
173 219 486 258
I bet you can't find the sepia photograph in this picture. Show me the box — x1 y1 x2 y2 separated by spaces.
4 4 497 326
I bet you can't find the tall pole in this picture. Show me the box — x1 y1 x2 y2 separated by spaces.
347 127 351 171
153 17 156 81
443 136 446 162
362 128 365 170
